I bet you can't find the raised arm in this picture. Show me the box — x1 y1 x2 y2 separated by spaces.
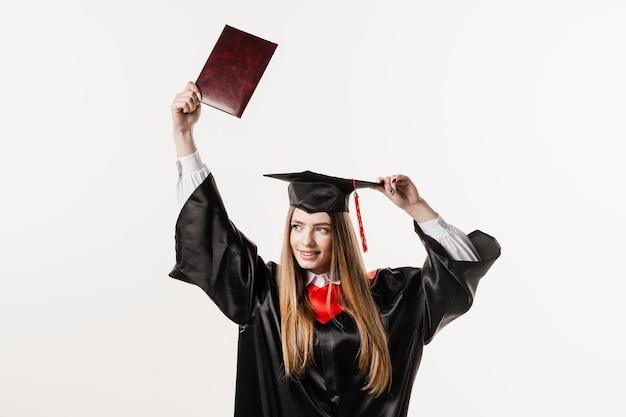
171 82 210 206
373 174 500 342
169 83 272 324
374 174 479 261
171 81 202 158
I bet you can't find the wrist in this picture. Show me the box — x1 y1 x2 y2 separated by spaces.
404 199 438 223
173 129 197 158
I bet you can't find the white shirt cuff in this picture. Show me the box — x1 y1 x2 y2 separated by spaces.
417 216 450 238
176 150 210 207
176 150 206 176
417 216 480 262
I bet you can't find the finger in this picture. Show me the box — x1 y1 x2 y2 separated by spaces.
172 98 196 114
371 177 385 192
394 174 409 184
382 175 402 195
389 175 399 194
171 96 189 111
391 174 411 191
185 82 201 102
184 99 199 114
184 81 200 93
380 176 395 196
174 83 201 105
181 89 200 105
172 90 201 113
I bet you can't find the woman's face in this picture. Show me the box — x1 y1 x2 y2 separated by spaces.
289 208 333 274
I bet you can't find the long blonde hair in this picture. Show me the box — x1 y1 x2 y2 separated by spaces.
277 206 392 395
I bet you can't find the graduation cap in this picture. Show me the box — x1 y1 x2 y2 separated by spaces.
264 171 379 252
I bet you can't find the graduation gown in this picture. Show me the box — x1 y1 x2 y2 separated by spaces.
170 174 501 417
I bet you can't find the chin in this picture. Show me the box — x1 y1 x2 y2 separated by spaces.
302 263 330 275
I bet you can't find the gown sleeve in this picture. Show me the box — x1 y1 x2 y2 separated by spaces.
169 173 273 325
413 221 501 344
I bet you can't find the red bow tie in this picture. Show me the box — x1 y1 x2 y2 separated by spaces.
307 283 344 324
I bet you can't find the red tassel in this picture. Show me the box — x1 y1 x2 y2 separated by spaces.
352 179 368 252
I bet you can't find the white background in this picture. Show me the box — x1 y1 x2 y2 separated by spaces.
1 0 625 415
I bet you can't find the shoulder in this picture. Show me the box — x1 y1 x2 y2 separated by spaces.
369 267 423 296
368 267 425 317
367 269 377 282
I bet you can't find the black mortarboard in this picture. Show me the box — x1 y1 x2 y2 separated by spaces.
263 171 377 213
264 170 379 251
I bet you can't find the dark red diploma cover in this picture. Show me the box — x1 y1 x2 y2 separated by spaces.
196 25 278 118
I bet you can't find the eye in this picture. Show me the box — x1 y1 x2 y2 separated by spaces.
291 224 302 231
316 227 330 234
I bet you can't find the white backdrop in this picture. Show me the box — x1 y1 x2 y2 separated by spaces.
2 1 625 416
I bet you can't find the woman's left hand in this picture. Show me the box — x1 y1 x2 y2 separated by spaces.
373 174 438 223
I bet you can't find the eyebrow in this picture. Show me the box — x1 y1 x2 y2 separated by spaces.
291 219 332 227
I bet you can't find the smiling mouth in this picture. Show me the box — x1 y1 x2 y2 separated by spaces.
298 250 320 258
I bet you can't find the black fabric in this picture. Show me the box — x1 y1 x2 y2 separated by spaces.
263 171 379 213
170 174 501 417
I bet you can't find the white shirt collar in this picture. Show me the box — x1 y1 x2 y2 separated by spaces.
305 271 340 288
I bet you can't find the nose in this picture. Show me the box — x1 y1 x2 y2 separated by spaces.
301 230 315 247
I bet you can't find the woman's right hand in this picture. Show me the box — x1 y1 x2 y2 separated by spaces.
171 82 202 157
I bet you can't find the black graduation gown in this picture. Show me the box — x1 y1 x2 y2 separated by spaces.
170 174 501 417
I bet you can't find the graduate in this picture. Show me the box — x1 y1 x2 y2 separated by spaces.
169 82 501 417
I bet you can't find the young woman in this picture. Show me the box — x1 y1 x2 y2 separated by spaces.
169 82 500 417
